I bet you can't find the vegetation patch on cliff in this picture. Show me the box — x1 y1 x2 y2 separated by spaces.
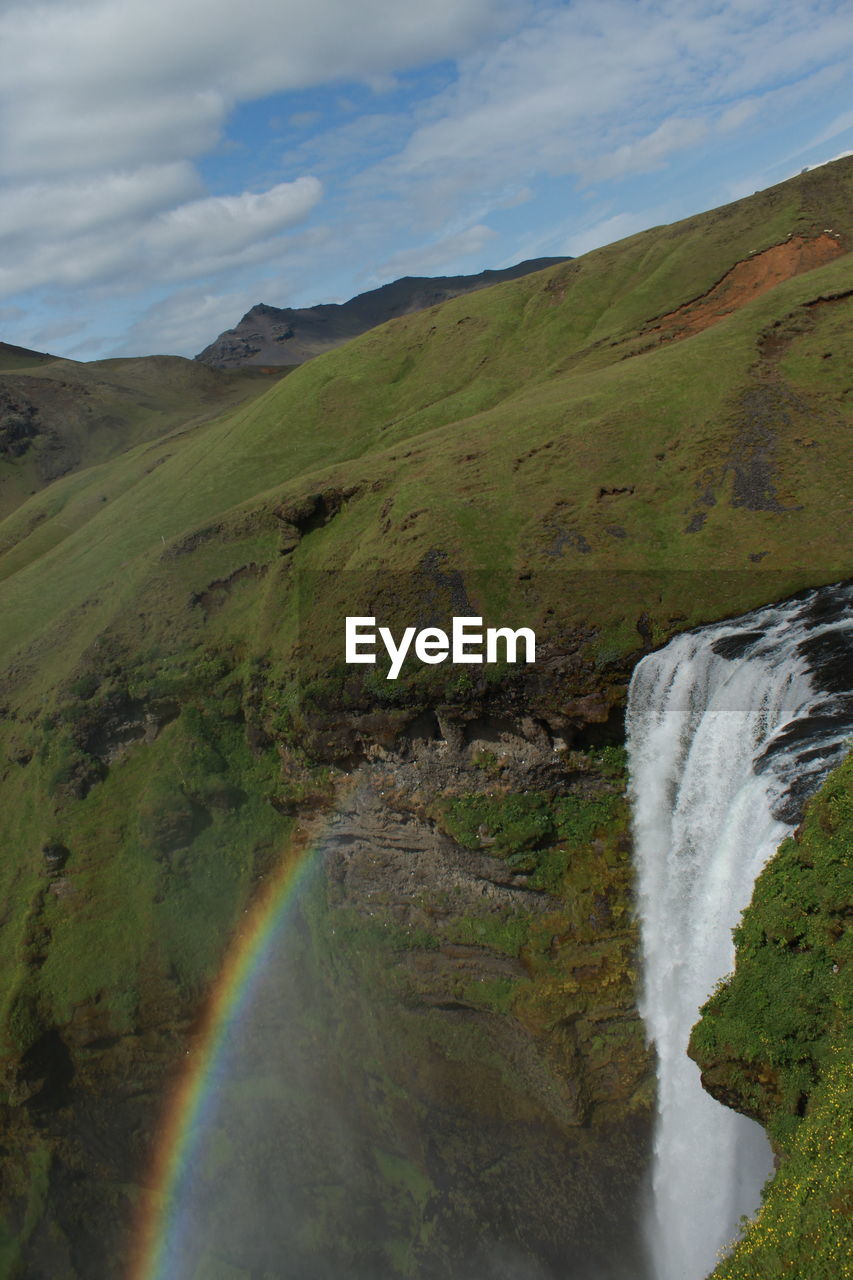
691 753 852 1278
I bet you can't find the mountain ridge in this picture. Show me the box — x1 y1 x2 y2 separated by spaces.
195 257 570 367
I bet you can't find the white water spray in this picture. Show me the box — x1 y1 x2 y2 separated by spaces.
626 582 852 1280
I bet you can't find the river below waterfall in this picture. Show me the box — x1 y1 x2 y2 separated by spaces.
626 580 852 1280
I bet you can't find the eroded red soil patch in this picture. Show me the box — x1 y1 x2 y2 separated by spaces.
649 233 844 340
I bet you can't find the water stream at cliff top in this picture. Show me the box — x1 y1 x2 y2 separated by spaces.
626 581 852 1280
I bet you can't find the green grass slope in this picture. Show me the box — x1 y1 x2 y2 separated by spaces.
0 343 56 373
0 162 850 663
0 348 283 519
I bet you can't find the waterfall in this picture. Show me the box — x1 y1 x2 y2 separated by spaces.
626 581 852 1280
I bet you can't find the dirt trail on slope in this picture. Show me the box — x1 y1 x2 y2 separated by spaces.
648 233 844 341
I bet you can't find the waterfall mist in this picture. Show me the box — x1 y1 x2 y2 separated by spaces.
156 847 645 1280
626 581 852 1280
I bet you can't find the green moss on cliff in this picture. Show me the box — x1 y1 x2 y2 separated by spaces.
690 753 852 1278
0 655 292 1067
438 785 626 863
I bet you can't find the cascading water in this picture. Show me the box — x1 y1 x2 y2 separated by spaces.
626 581 852 1280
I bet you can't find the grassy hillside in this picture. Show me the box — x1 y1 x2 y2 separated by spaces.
0 343 57 373
0 157 850 1276
0 169 848 715
0 348 282 519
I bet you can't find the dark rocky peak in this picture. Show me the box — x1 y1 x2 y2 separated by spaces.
195 257 570 369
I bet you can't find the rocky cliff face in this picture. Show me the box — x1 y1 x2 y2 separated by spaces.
194 259 569 368
0 657 652 1278
172 712 653 1279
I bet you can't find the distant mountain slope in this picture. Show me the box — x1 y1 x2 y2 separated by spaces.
0 340 56 372
195 258 570 367
0 349 282 518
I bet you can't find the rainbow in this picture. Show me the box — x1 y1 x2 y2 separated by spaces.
127 818 329 1280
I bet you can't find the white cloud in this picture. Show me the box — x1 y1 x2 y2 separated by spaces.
496 186 534 210
0 235 134 296
0 0 522 342
375 224 498 279
1 86 228 178
288 111 323 131
563 210 660 259
803 107 853 151
73 222 338 359
0 176 322 297
375 0 853 197
0 164 201 245
710 8 853 97
28 317 90 347
115 283 271 357
717 100 759 133
582 117 709 185
0 0 521 176
280 112 406 180
2 0 853 356
144 179 323 264
0 303 25 330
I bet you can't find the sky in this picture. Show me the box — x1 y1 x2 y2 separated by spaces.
0 0 851 362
